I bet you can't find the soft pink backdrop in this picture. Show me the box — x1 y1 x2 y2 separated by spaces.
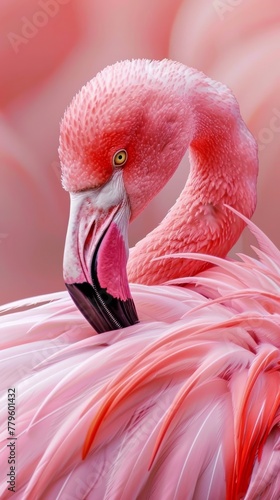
1 0 279 304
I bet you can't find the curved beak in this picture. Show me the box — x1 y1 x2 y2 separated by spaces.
63 175 139 333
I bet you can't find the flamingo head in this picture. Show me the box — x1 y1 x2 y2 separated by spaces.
59 59 189 333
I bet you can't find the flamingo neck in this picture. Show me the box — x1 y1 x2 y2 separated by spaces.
128 77 258 285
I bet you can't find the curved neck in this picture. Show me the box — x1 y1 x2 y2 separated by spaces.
128 72 258 285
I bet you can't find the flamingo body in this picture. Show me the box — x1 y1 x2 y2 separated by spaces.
0 217 280 498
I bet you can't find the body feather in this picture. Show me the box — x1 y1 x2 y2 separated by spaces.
1 221 280 498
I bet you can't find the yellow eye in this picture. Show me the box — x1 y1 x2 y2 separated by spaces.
113 149 128 167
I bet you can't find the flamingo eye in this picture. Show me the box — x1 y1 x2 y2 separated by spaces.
113 149 128 167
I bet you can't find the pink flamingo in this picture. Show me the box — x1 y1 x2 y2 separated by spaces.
1 59 280 499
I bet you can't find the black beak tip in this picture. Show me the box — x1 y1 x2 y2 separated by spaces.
65 282 139 334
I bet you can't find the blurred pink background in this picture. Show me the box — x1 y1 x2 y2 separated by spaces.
1 0 280 304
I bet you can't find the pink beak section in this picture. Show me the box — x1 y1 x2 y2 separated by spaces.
63 190 138 333
97 221 131 301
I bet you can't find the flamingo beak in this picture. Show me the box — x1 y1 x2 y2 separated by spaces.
63 187 139 333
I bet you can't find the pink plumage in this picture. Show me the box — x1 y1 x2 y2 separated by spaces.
1 59 279 499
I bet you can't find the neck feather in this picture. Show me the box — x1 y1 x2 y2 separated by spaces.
128 69 258 285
